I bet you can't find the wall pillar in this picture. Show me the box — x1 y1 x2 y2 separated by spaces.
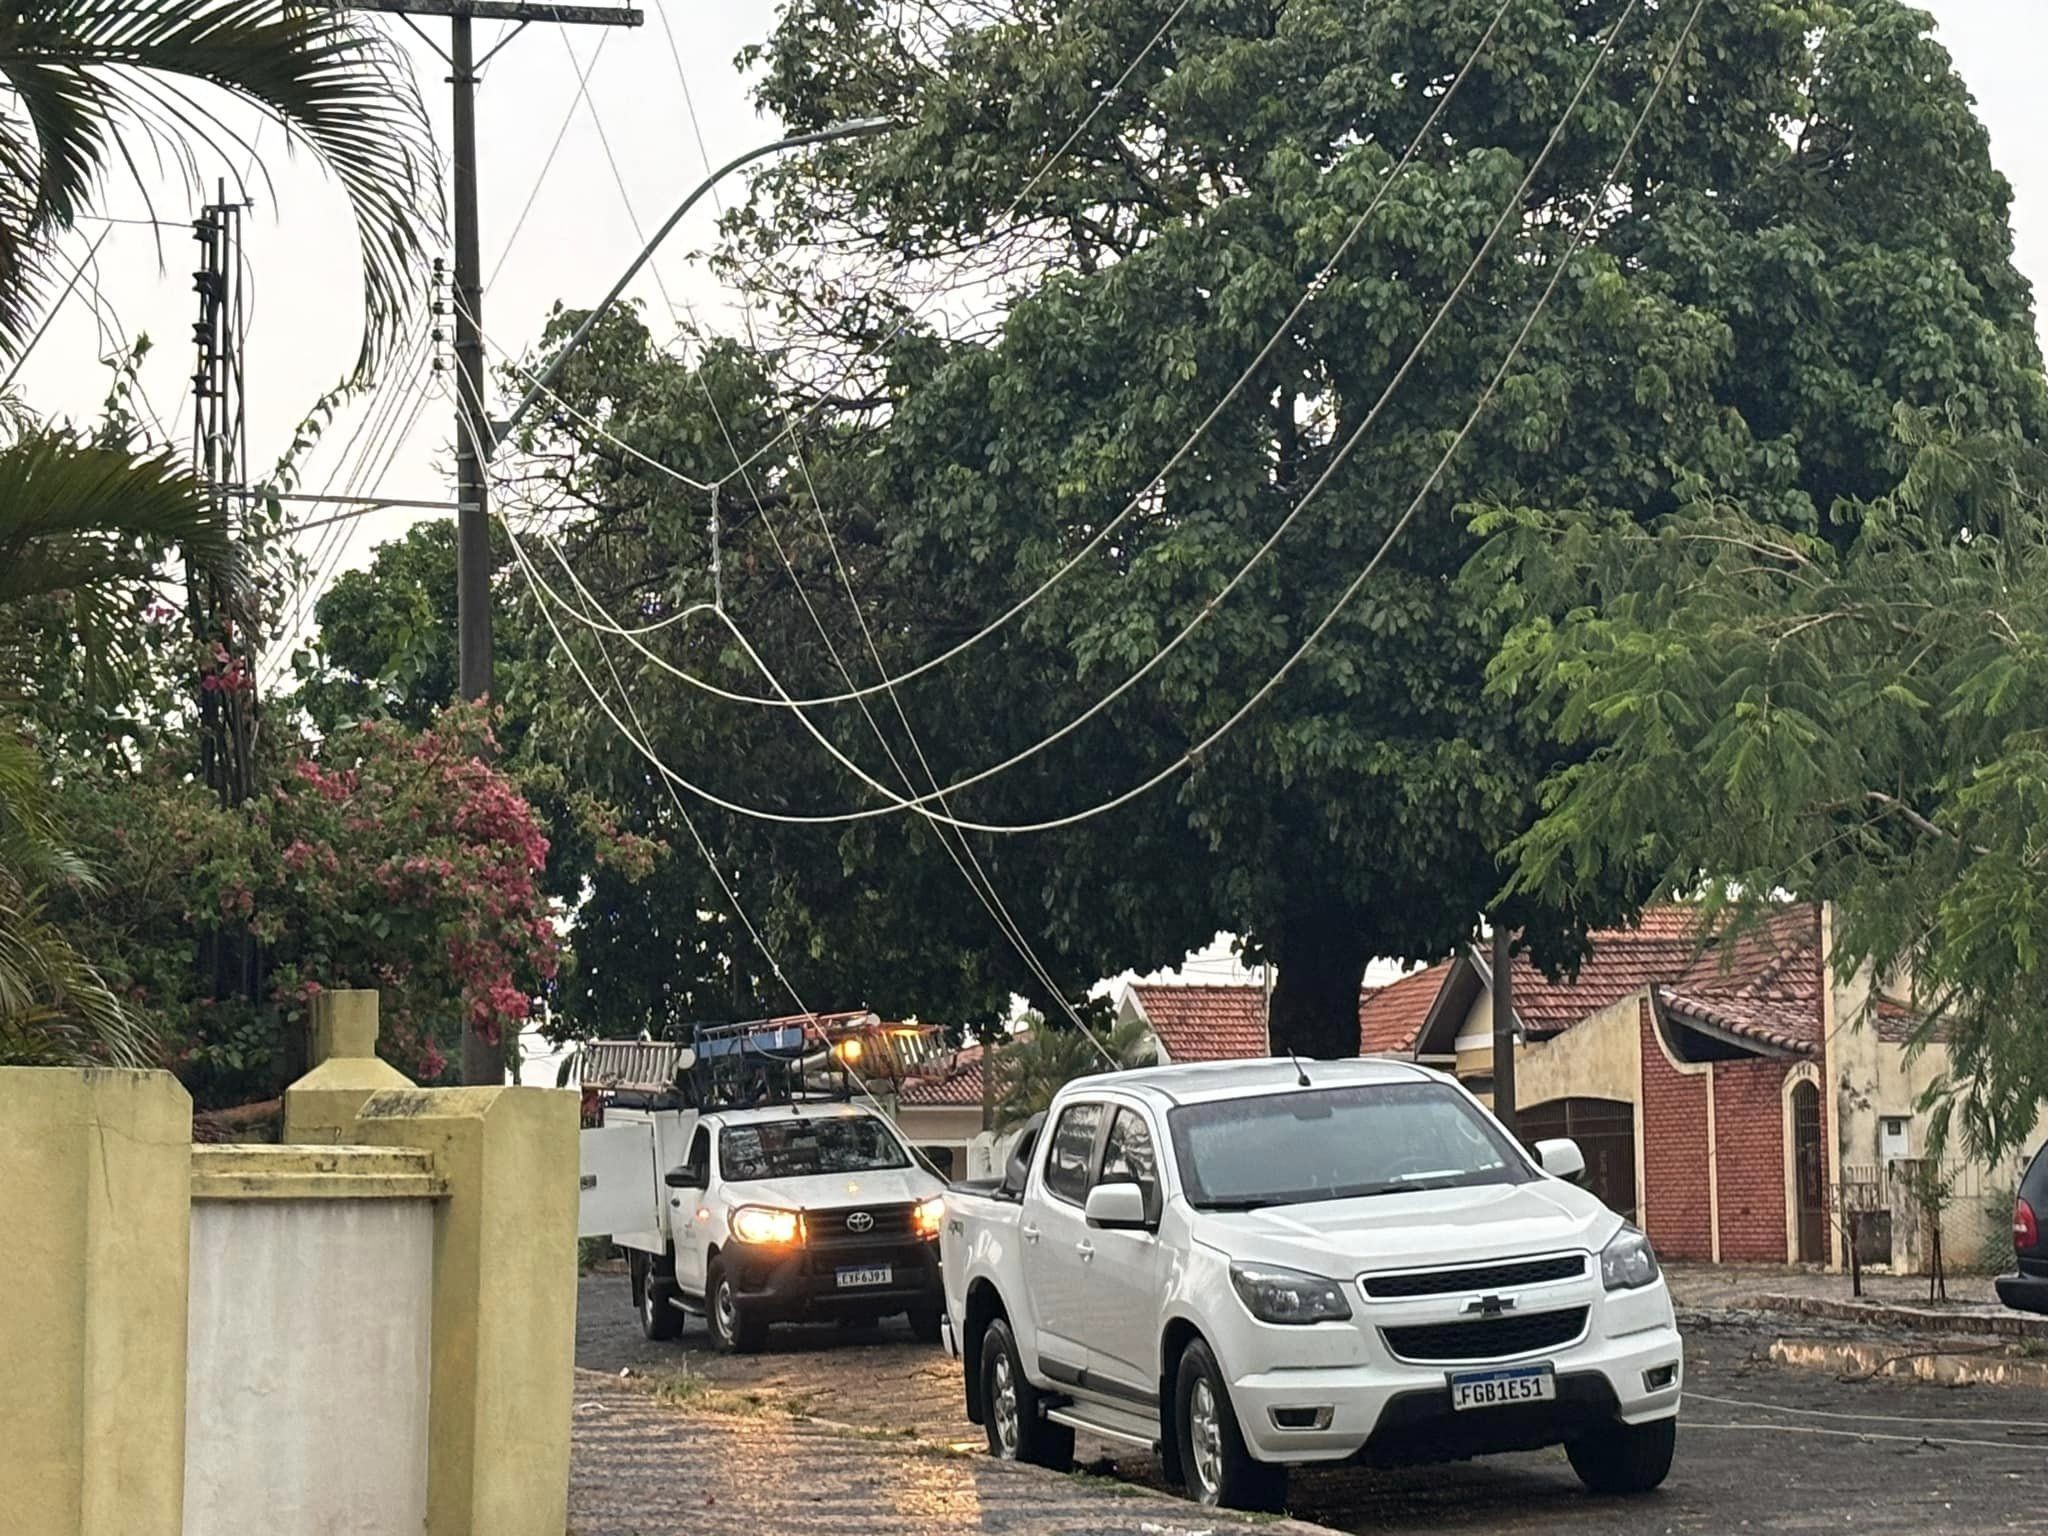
282 990 414 1142
353 1085 578 1536
0 1068 192 1536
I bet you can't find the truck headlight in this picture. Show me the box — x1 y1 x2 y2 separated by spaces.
731 1205 802 1244
1228 1262 1352 1325
913 1196 945 1239
1600 1226 1660 1291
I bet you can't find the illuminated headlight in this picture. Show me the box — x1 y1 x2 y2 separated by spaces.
730 1205 802 1245
913 1196 945 1239
1600 1225 1660 1291
1228 1262 1352 1325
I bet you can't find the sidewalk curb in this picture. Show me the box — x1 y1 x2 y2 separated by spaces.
1768 1337 2048 1389
576 1368 1336 1534
1747 1292 2048 1342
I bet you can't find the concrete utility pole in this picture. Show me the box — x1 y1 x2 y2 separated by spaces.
1491 923 1517 1139
329 0 643 1083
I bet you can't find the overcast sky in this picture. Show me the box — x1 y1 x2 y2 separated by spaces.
16 1 2046 662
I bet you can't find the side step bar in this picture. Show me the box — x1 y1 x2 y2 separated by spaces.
1045 1400 1161 1452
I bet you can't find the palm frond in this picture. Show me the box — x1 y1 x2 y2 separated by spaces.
0 0 442 381
0 884 156 1068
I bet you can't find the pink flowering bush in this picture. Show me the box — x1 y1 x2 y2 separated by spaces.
53 702 658 1101
247 702 568 1077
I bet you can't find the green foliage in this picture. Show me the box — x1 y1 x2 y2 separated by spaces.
0 0 440 381
496 0 2041 1054
990 1011 1157 1130
1471 411 2048 1158
46 706 614 1102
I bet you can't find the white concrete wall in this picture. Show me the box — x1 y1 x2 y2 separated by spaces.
184 1198 434 1536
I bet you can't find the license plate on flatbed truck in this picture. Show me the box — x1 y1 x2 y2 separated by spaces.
1448 1364 1556 1410
836 1265 892 1288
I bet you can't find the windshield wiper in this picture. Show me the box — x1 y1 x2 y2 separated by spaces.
1196 1196 1281 1211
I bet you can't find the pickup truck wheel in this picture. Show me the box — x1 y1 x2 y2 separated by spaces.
980 1317 1073 1470
635 1252 683 1342
1174 1339 1284 1513
1566 1416 1676 1495
907 1306 944 1345
706 1259 767 1354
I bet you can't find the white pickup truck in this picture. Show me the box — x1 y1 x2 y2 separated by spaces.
576 1024 949 1353
938 1058 1682 1512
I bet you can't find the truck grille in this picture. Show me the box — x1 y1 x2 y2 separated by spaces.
1382 1306 1588 1363
805 1202 918 1248
1362 1255 1585 1299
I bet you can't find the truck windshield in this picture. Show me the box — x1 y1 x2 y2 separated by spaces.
720 1117 911 1181
1167 1081 1532 1210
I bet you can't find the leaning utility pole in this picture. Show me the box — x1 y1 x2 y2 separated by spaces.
327 0 642 1083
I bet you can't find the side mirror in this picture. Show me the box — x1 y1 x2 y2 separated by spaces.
1084 1180 1150 1231
664 1163 706 1190
916 1145 957 1180
1535 1138 1586 1185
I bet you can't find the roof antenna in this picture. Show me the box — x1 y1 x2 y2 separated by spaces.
1287 1049 1312 1088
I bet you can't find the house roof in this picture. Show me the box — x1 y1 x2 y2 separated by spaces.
1360 964 1453 1055
898 1043 991 1107
1403 904 1829 1060
1128 984 1269 1062
1652 906 1825 1055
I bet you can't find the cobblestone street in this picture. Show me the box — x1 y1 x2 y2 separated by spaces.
573 1273 2048 1535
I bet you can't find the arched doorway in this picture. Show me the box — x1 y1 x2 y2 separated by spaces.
1791 1080 1827 1263
1521 1098 1637 1222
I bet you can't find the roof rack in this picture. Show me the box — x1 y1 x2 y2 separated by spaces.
578 1012 946 1112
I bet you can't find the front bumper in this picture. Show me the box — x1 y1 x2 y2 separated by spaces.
720 1237 943 1323
1222 1284 1683 1465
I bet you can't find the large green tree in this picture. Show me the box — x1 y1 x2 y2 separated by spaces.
501 1 2043 1055
1473 411 2048 1157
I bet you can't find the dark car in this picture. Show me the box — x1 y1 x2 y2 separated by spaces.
1996 1142 2048 1314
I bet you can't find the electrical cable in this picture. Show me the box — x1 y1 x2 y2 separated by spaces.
475 0 1521 691
491 0 1695 834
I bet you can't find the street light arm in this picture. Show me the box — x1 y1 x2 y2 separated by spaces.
489 115 895 455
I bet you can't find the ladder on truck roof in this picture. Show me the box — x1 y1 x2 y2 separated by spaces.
578 1012 944 1112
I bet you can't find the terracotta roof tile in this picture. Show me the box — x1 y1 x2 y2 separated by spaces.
1871 995 1949 1045
1130 984 1270 1062
1359 964 1453 1054
1504 904 1824 1057
899 1043 991 1107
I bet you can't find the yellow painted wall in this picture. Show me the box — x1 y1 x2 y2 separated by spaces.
283 989 413 1143
355 1086 579 1536
0 1069 191 1536
1516 996 1643 1109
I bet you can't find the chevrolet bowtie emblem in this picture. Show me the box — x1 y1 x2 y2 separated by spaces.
1462 1294 1516 1317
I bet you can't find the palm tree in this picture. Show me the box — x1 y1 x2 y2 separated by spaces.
0 0 440 380
0 1 442 1066
991 1012 1158 1131
0 433 229 1065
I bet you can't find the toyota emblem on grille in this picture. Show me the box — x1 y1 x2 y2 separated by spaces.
846 1211 875 1233
1462 1293 1516 1317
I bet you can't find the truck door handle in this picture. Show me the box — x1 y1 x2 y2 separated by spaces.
1022 1224 1040 1244
1075 1240 1095 1261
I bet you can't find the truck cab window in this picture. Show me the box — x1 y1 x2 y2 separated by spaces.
1099 1107 1159 1214
1042 1102 1102 1204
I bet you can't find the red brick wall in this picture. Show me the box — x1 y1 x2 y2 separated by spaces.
1712 1060 1801 1262
1638 997 1825 1264
1638 1001 1713 1260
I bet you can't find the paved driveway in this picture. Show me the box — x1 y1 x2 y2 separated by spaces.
576 1272 2048 1534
